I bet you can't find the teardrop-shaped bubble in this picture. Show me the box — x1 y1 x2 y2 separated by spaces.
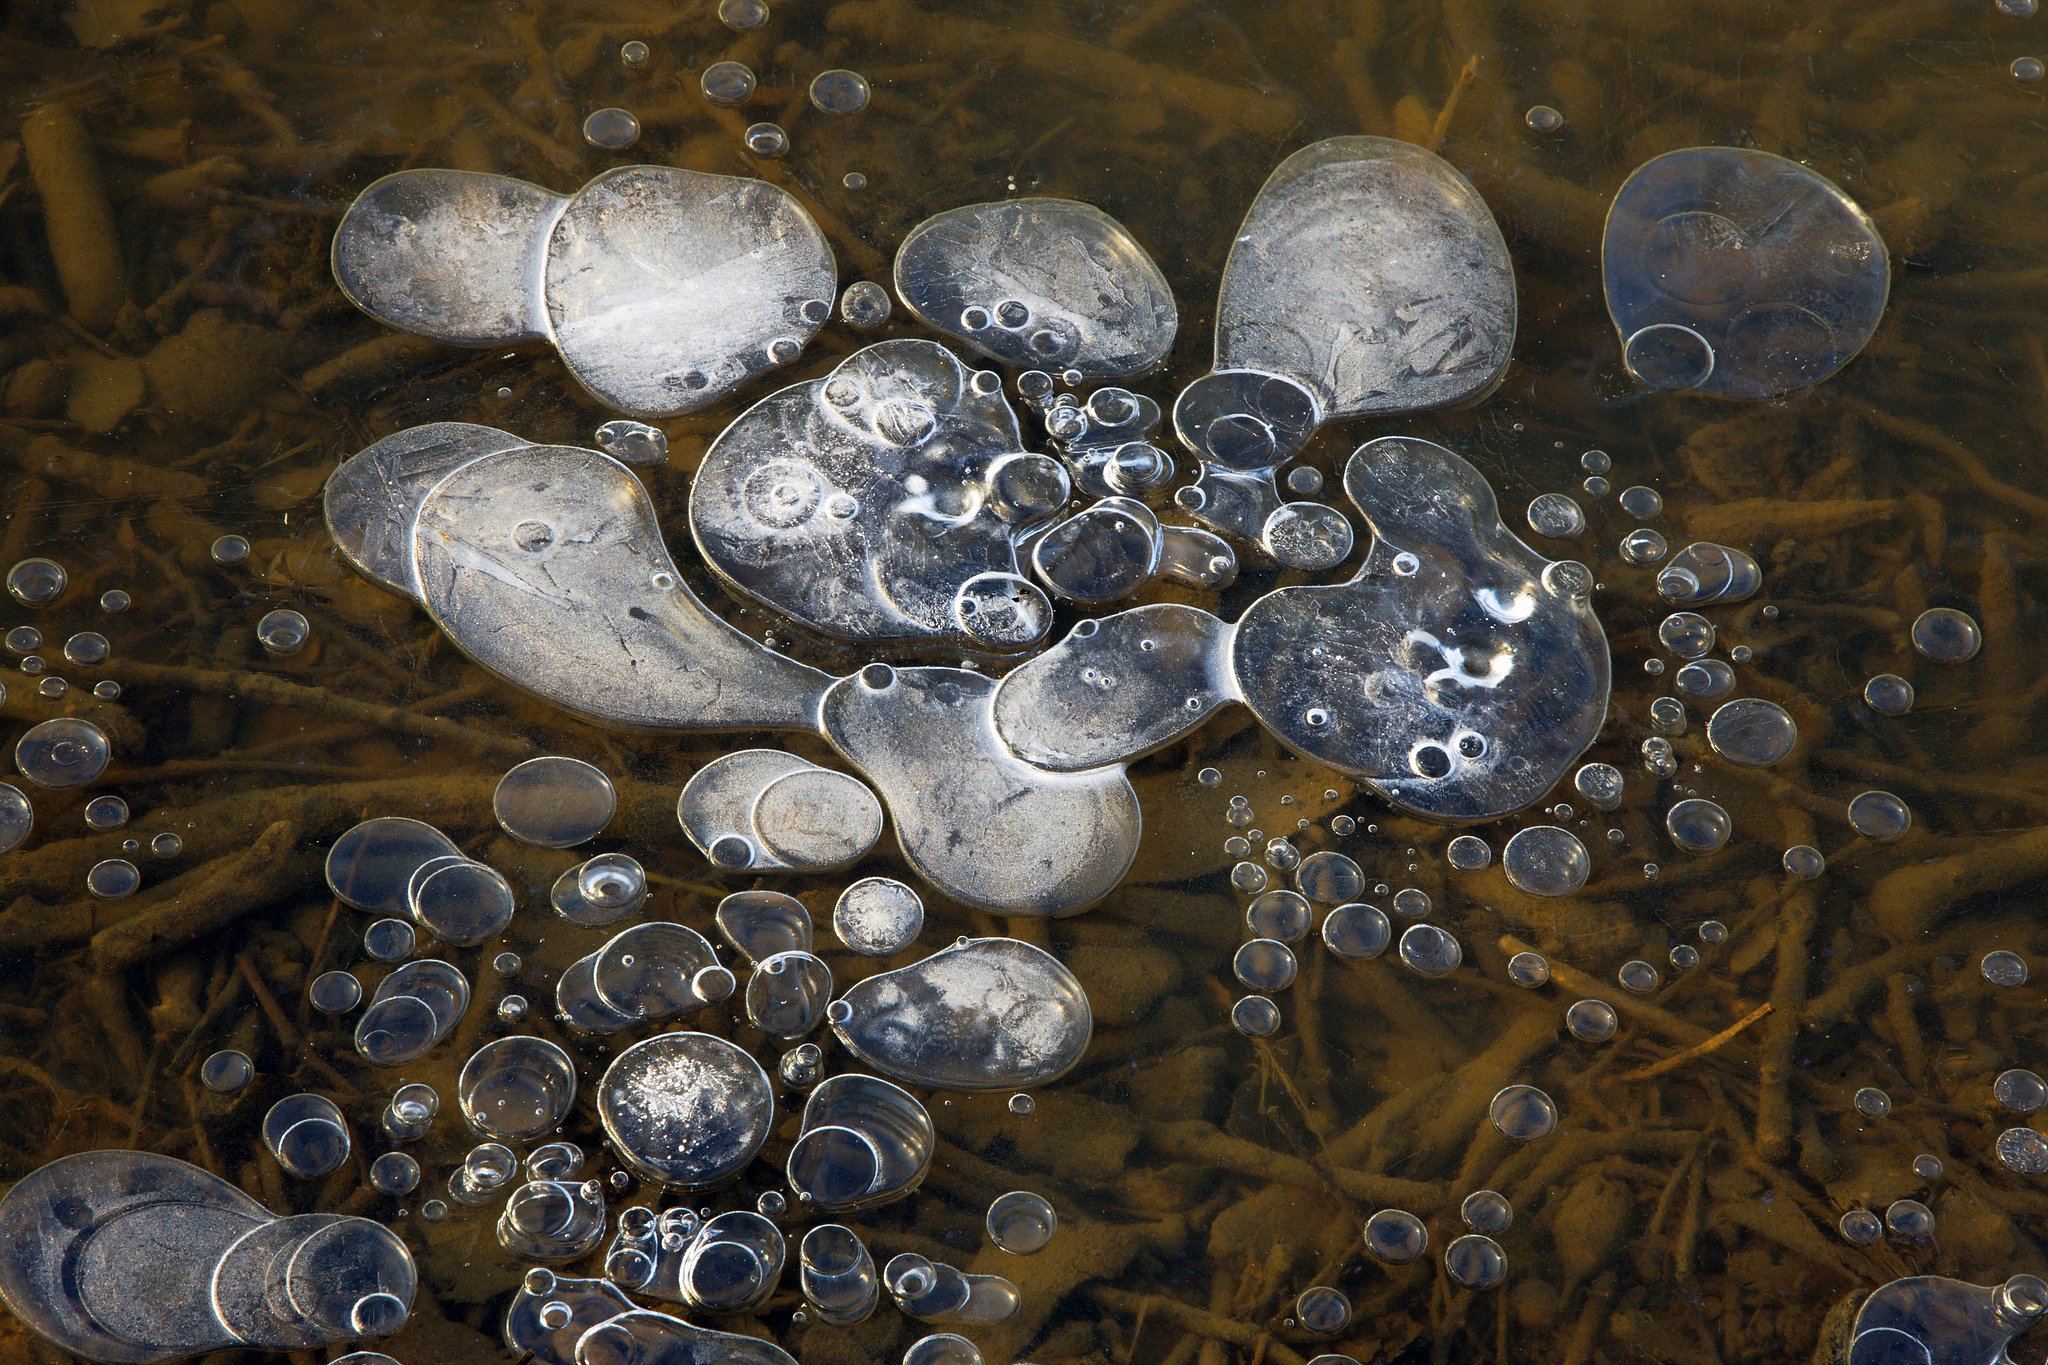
413 443 831 732
829 937 1092 1090
893 199 1177 377
800 1224 880 1326
820 666 1140 915
788 1074 934 1211
833 878 925 957
745 950 834 1039
323 423 531 600
991 605 1241 772
502 1268 634 1364
326 817 462 917
1213 137 1516 421
598 1033 774 1188
716 890 814 965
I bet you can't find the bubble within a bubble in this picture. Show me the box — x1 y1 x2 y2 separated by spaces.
744 122 789 158
1507 951 1550 988
1839 1209 1882 1245
1526 493 1585 538
1984 950 2030 988
1231 861 1269 894
1566 999 1618 1042
1447 835 1492 871
1619 527 1668 566
719 0 769 28
1397 923 1462 978
1488 1084 1558 1140
1997 1070 2048 1112
1783 844 1825 879
1854 1086 1892 1118
1911 607 1983 662
810 69 871 114
6 558 66 606
583 107 641 150
201 1049 253 1092
701 60 757 106
986 1191 1057 1255
1363 1208 1428 1262
1848 790 1911 842
210 535 250 566
1864 673 1914 715
1231 995 1280 1037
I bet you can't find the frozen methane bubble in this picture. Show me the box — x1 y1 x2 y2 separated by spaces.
503 1269 634 1363
1295 1286 1351 1333
787 1074 934 1212
841 279 893 329
577 1309 799 1365
322 422 529 599
1502 825 1591 896
256 609 310 656
701 60 757 105
0 1151 414 1360
324 816 461 916
1296 850 1365 903
458 1035 576 1141
690 339 1064 648
1575 762 1624 811
992 604 1239 771
1705 698 1798 766
599 1032 774 1187
86 859 139 898
1784 844 1826 878
1444 1234 1508 1289
745 950 834 1039
1840 1210 1882 1245
1321 903 1391 959
1864 673 1914 715
201 1049 253 1092
1507 951 1550 987
560 921 729 1033
1983 951 2029 987
1526 493 1586 539
819 665 1140 914
715 889 814 964
904 1334 985 1365
809 69 872 113
1363 1209 1429 1263
1848 1274 2048 1365
834 877 925 956
1567 999 1619 1041
409 859 515 946
1855 1086 1892 1117
14 717 110 788
1246 889 1313 941
356 959 468 1066
1461 1190 1512 1233
262 1093 352 1179
595 419 669 466
1911 607 1983 662
309 970 362 1014
210 535 250 565
987 1191 1057 1255
1998 1128 2048 1174
1675 658 1737 700
362 918 414 961
582 107 640 150
1489 1084 1559 1139
1848 790 1912 841
1234 939 1299 991
550 852 649 926
1886 1199 1934 1239
493 755 616 847
1208 137 1515 425
884 1252 1019 1323
1665 798 1732 853
368 1152 419 1195
830 937 1092 1090
411 441 831 730
1658 542 1761 606
1232 437 1609 821
332 166 836 418
1231 995 1281 1036
671 1211 787 1312
801 1225 881 1326
496 1177 607 1261
0 782 30 853
1397 923 1462 977
1657 611 1715 658
1603 147 1889 398
1446 835 1492 870
893 199 1177 377
5 558 65 606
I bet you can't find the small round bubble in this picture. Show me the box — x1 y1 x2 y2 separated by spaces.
1584 475 1611 497
1321 903 1391 960
1848 790 1911 841
1234 939 1299 991
1911 607 1982 662
257 608 310 656
1665 798 1732 854
1246 889 1313 942
809 69 871 113
619 39 649 67
744 122 789 157
1230 861 1269 894
1391 887 1432 918
6 558 65 606
582 107 641 149
1566 998 1618 1041
1887 1199 1935 1239
370 1151 421 1194
1839 1209 1882 1245
1363 1208 1428 1262
1699 920 1728 944
701 61 756 106
986 1191 1057 1254
1669 943 1700 970
1657 612 1715 658
1526 493 1585 539
1783 845 1825 878
209 535 250 566
1648 696 1687 735
1231 994 1281 1037
364 918 415 961
1619 528 1668 566
83 795 128 830
310 970 363 1014
1397 923 1461 978
1489 1084 1558 1140
1864 674 1914 715
2013 55 2046 80
1984 950 2030 987
63 632 109 666
86 858 139 898
1912 1154 1944 1181
2001 1128 2048 1174
1008 1093 1036 1116
1854 1086 1892 1118
1524 104 1563 132
201 1049 253 1092
1617 960 1660 994
1446 835 1492 871
99 589 130 612
840 280 892 329
1461 1189 1512 1233
719 0 768 27
1502 825 1590 896
1507 951 1550 988
1295 1285 1350 1334
1998 1070 2048 1112
1619 485 1664 519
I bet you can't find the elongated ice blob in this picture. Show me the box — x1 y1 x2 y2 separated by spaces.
323 423 531 600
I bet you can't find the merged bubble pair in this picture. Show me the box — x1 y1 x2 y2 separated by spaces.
354 958 470 1066
556 920 731 1033
678 749 882 872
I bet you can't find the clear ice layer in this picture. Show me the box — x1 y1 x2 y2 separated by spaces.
1231 436 1610 821
828 936 1092 1090
1603 147 1889 399
333 166 836 418
690 339 1063 648
893 198 1177 377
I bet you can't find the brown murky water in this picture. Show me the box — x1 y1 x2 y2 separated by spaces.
4 0 2048 1361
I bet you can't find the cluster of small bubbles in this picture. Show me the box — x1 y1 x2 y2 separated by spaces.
582 107 641 149
1619 485 1664 519
1983 950 2030 987
1321 903 1390 960
719 0 769 26
1230 861 1269 894
1397 923 1461 978
2013 55 2046 80
200 1048 253 1093
809 69 872 113
840 280 892 329
100 588 130 612
1848 790 1912 841
1665 798 1731 854
1524 104 1563 131
82 794 128 830
1912 1153 1944 1181
1699 920 1728 944
1996 1069 2048 1112
496 995 529 1024
1566 998 1618 1041
210 535 250 566
1648 696 1687 735
1331 814 1356 836
1668 943 1700 970
1839 1209 1882 1245
1853 1086 1892 1118
619 39 649 67
1390 887 1433 918
1782 844 1825 879
6 558 65 606
310 970 363 1014
62 632 108 665
86 858 140 898
1363 1208 1429 1262
2000 1128 2048 1174
1526 493 1585 539
1911 606 1983 661
1488 1083 1558 1140
1264 837 1300 871
1231 994 1280 1037
1657 611 1715 658
744 122 789 157
1446 834 1492 870
1863 673 1914 715
370 1150 421 1195
1640 736 1677 778
1507 951 1550 987
701 60 756 106
1617 960 1660 994
1619 528 1668 566
1887 1199 1935 1239
1008 1093 1036 1116
1584 474 1610 497
1671 663 1736 703
364 918 415 961
1461 1189 1512 1233
1233 939 1299 991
